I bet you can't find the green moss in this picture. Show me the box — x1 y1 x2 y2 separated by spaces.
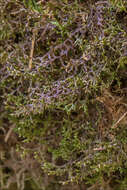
0 0 127 189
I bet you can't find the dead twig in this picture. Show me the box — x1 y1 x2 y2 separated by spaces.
4 125 15 143
29 29 37 70
0 127 6 134
112 111 127 128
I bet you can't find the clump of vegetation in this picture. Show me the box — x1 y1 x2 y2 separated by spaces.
0 0 127 189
